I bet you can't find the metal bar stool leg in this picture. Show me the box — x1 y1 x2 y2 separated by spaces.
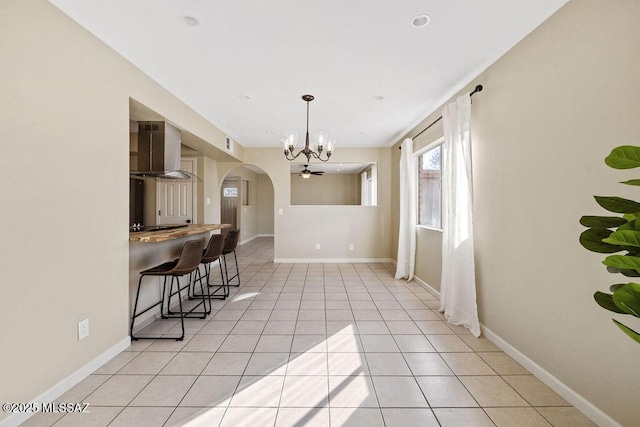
223 251 240 287
232 251 240 286
161 276 170 318
197 266 211 315
219 260 229 297
173 276 185 340
166 275 180 316
223 254 230 288
130 276 144 339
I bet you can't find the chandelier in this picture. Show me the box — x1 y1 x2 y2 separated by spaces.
282 95 335 162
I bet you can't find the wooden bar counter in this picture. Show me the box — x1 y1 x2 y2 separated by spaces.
129 224 231 243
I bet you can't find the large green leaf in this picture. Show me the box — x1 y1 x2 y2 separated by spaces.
594 196 640 214
612 319 640 344
594 291 627 314
579 216 627 229
618 219 640 230
605 146 640 169
621 270 640 277
618 221 633 231
612 283 640 317
617 220 640 232
626 248 640 258
620 179 640 186
607 266 640 277
603 230 640 248
602 255 640 272
580 229 621 253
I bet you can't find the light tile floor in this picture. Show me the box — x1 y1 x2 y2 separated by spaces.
23 237 596 427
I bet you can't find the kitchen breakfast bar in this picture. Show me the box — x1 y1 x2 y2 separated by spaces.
128 224 231 334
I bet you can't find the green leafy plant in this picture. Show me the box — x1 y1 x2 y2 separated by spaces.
580 145 640 344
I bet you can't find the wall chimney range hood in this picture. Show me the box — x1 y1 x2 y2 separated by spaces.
130 121 200 181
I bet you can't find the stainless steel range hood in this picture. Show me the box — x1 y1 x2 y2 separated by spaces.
130 121 200 181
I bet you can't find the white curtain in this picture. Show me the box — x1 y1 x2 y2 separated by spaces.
440 94 481 337
395 138 416 280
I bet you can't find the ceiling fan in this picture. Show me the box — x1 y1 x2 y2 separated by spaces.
299 164 324 179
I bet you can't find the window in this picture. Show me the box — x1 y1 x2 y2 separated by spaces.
418 144 442 229
223 187 237 198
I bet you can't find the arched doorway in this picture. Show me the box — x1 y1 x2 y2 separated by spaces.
220 164 275 251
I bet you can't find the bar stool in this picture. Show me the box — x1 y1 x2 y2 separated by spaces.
130 238 205 341
222 229 241 288
189 233 228 301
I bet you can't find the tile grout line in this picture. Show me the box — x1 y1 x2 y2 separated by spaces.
45 238 589 427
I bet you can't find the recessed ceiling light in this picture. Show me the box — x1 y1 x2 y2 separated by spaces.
356 131 365 135
265 131 274 135
180 14 200 27
239 95 251 100
372 95 384 101
411 14 431 28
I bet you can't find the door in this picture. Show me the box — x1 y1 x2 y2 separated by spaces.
157 159 194 225
221 179 238 229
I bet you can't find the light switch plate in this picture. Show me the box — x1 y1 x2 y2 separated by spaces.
78 318 89 341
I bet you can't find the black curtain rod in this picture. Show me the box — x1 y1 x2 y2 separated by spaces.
399 84 483 149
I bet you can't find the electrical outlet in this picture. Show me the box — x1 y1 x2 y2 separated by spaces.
206 197 211 206
315 243 321 250
78 318 89 341
278 208 284 215
349 244 354 251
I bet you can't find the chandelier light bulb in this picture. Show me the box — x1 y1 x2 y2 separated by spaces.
326 138 335 153
283 132 298 151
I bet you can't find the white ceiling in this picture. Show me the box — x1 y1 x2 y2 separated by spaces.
50 0 567 149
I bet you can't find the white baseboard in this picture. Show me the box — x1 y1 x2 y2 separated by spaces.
481 325 620 427
274 258 395 264
0 336 131 427
239 234 273 246
411 275 441 299
403 276 615 427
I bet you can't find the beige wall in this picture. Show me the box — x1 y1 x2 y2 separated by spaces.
244 148 393 261
0 0 240 418
415 228 443 290
290 174 360 205
203 157 222 224
258 174 275 235
392 1 640 425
